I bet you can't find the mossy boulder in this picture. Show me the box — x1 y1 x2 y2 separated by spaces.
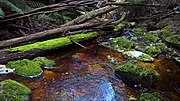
165 35 180 47
7 59 43 78
139 92 163 101
132 27 147 36
111 37 135 51
144 46 162 57
0 79 31 101
124 51 154 62
114 21 131 31
142 32 159 43
33 57 55 69
10 32 99 52
157 27 177 39
115 61 160 87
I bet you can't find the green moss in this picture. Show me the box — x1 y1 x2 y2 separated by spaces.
33 57 55 68
165 35 180 46
144 46 162 56
10 32 99 52
115 61 160 86
158 26 177 39
7 59 42 78
132 27 147 36
0 79 31 101
111 37 135 51
114 21 131 31
139 54 154 60
142 32 159 43
139 92 163 101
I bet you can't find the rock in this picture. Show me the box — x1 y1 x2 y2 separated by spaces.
33 57 55 69
0 79 31 101
6 59 43 78
123 51 154 62
142 32 159 44
0 65 14 74
165 35 180 47
144 46 162 57
115 61 160 87
111 37 135 52
139 92 163 101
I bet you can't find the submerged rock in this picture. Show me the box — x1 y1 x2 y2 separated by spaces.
111 37 135 52
115 61 160 87
0 65 14 74
7 59 43 78
139 92 163 101
33 57 55 69
0 79 31 101
123 51 154 62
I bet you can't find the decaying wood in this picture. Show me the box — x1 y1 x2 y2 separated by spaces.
62 5 119 27
0 23 101 48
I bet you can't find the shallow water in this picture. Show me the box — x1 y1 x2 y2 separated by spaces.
0 41 179 100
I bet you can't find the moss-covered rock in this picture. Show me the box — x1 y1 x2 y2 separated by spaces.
114 21 131 31
10 32 99 52
165 35 180 47
7 59 43 78
124 51 154 62
132 27 147 36
157 26 177 39
142 32 159 43
139 92 163 101
111 37 135 51
0 79 31 101
115 61 160 86
33 57 55 69
144 46 162 57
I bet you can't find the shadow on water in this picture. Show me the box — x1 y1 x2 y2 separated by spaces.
0 41 179 100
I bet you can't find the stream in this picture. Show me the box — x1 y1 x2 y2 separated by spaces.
0 41 179 101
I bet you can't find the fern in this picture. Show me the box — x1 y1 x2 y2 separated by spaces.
0 8 5 18
26 0 46 8
0 0 23 14
9 0 31 12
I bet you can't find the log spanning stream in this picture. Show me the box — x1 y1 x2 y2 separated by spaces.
0 41 179 101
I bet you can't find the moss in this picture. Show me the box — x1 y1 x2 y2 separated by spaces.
0 79 31 101
158 26 177 39
7 59 42 78
139 92 163 101
33 57 55 68
111 37 135 51
138 54 154 61
10 32 99 52
144 46 162 56
142 32 159 43
114 21 131 31
132 27 147 36
154 42 166 50
115 61 160 86
165 35 180 46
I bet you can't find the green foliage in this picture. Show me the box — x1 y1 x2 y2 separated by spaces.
26 0 45 8
139 92 163 101
132 27 147 36
0 79 31 101
114 21 131 31
7 59 42 78
0 8 5 18
0 0 23 14
10 32 99 52
165 35 180 46
111 37 135 51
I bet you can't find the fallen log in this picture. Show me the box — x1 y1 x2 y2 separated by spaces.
0 32 100 64
0 23 101 48
62 5 119 26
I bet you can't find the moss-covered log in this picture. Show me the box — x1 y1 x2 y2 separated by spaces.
0 32 99 64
